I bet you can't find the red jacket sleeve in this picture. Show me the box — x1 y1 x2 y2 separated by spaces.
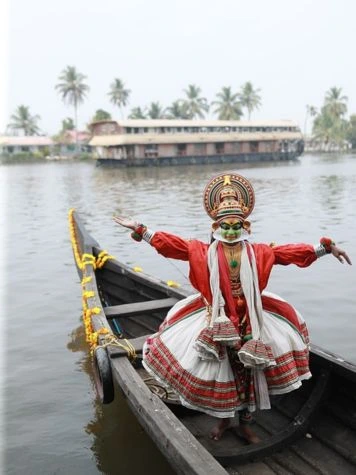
150 231 189 260
272 243 317 267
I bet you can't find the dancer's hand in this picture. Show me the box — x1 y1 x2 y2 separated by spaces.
331 244 352 265
113 215 138 231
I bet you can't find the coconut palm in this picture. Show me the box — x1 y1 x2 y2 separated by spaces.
238 82 262 120
182 84 209 119
8 105 41 135
147 102 166 119
313 107 348 147
324 87 348 119
108 78 131 119
165 100 190 119
212 87 243 120
128 107 147 119
55 66 89 147
304 105 318 136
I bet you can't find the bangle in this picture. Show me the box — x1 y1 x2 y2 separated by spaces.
320 237 335 254
131 224 147 242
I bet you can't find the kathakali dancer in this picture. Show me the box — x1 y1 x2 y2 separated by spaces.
113 172 351 444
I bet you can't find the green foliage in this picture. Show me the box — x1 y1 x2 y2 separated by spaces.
346 114 356 149
312 87 349 147
61 117 75 132
212 87 242 120
182 84 209 119
92 109 112 122
146 102 166 119
55 66 89 108
108 78 131 118
128 107 147 119
7 105 41 135
165 101 190 119
238 82 262 120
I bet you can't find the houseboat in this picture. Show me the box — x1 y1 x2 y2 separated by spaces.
89 119 304 167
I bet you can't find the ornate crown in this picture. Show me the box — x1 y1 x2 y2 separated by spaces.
203 172 255 221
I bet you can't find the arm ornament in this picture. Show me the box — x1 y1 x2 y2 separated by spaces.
320 237 335 253
315 237 335 257
131 224 147 242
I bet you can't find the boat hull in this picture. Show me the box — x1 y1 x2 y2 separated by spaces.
96 151 301 167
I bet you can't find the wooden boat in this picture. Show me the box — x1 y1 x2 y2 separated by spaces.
69 209 356 475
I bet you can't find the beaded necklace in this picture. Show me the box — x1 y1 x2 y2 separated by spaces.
222 243 243 297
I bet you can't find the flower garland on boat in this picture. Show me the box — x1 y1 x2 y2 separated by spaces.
68 208 113 353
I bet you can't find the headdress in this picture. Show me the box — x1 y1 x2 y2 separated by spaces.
203 172 255 223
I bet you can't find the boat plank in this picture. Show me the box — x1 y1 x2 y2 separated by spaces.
104 297 178 318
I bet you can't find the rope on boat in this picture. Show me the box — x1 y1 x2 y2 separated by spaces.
95 335 137 362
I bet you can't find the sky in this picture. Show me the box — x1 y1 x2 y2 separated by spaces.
2 0 356 135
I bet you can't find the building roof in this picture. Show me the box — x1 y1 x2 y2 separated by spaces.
92 119 299 129
0 136 54 146
60 130 91 143
90 131 302 147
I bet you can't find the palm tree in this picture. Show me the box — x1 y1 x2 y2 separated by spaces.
7 105 41 135
108 78 131 119
238 82 262 120
182 84 209 119
324 87 348 119
166 100 190 119
55 66 89 148
304 105 318 136
212 87 242 120
147 102 165 119
128 106 147 119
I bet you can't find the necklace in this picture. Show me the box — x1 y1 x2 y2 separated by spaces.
223 244 241 270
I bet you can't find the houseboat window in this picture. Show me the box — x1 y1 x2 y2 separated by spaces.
134 128 139 134
194 143 206 154
144 128 148 133
144 144 158 158
177 144 187 156
215 143 225 154
21 146 30 152
126 127 132 134
249 141 259 153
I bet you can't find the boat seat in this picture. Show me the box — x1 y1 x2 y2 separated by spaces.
104 297 179 319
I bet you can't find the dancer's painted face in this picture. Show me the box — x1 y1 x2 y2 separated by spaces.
219 219 243 240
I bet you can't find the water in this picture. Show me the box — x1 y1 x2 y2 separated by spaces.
2 154 356 474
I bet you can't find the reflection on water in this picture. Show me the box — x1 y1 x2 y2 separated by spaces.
67 324 175 475
3 153 356 474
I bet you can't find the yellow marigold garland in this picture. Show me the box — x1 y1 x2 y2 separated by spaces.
68 208 115 354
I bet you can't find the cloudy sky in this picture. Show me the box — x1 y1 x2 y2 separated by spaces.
2 0 356 135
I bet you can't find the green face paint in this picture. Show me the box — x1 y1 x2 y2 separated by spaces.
219 220 243 240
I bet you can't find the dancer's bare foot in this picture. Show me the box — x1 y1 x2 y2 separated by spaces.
210 418 231 441
239 424 261 444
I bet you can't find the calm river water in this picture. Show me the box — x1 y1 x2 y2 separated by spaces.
2 154 356 474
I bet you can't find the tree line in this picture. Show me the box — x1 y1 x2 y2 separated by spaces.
7 66 261 137
305 87 356 148
6 65 356 150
